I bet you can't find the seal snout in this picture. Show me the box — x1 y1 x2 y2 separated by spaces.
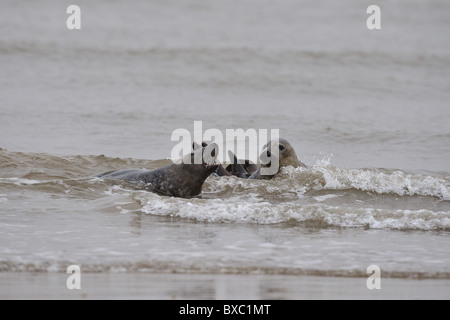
260 144 277 169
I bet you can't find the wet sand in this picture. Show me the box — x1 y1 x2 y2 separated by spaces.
1 272 449 300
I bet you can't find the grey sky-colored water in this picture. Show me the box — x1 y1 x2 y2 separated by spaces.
1 0 449 171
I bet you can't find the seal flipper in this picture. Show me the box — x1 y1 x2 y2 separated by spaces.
244 161 258 175
215 164 232 176
248 168 261 179
228 151 251 179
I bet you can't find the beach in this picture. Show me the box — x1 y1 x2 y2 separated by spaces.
2 273 450 300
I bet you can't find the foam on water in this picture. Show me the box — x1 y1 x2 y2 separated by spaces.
313 194 341 202
134 190 450 231
280 160 450 200
0 177 44 185
126 158 450 231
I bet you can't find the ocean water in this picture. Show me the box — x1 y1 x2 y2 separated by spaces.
1 0 450 294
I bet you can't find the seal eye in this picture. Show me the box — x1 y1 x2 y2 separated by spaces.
279 145 285 151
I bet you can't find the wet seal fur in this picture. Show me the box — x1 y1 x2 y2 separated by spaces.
97 144 218 198
216 138 306 179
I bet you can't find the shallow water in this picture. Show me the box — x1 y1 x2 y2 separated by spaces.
0 0 450 293
0 150 449 279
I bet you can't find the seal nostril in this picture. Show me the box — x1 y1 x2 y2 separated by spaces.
267 150 271 158
211 148 216 157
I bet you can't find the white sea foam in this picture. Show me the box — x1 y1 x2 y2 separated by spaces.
280 162 450 200
130 161 450 231
313 194 342 202
0 178 43 185
134 191 450 231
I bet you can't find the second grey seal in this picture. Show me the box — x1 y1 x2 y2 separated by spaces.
216 138 306 179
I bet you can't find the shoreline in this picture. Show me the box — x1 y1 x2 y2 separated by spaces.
1 272 449 300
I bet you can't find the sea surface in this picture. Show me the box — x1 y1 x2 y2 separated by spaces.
0 0 449 296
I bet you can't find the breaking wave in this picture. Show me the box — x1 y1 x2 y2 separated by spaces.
136 192 450 231
299 160 450 200
135 160 450 231
1 149 449 231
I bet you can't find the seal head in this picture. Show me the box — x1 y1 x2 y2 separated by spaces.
249 138 306 179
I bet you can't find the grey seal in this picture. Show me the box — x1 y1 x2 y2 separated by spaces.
216 138 306 179
97 143 219 198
